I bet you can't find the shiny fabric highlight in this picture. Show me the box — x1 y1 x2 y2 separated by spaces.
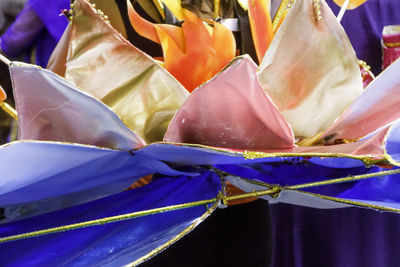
65 0 188 143
258 0 363 139
164 56 295 149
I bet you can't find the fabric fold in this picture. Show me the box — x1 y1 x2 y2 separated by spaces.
258 0 363 139
11 63 144 150
164 56 295 149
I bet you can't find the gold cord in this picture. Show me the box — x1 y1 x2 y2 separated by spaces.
238 169 400 191
0 102 18 120
2 169 400 243
153 0 165 20
213 0 220 18
0 198 217 244
243 150 385 166
287 169 400 190
304 192 400 213
272 0 293 32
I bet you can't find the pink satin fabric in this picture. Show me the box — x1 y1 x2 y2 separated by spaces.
11 63 145 150
164 56 295 149
321 58 400 144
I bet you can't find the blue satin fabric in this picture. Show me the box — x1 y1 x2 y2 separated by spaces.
0 141 195 222
2 119 400 264
0 169 221 266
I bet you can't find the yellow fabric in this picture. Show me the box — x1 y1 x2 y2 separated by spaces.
65 0 188 143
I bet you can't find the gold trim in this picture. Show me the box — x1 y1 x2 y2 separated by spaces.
213 0 220 18
288 169 400 189
234 169 400 190
0 197 218 244
232 173 400 213
127 197 221 266
243 150 388 166
0 102 17 120
301 191 400 213
272 0 292 32
153 0 165 20
359 59 376 80
3 169 400 245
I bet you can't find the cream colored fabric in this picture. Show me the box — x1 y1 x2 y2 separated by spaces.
258 0 363 140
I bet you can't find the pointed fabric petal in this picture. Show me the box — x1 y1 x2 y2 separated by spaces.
128 3 236 92
333 0 367 9
320 58 400 144
11 63 144 150
65 0 188 143
47 24 71 77
258 0 363 139
164 56 295 149
247 0 274 62
156 9 236 92
0 86 6 102
127 0 162 44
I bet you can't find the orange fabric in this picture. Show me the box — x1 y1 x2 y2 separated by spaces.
129 175 153 190
127 3 235 92
226 182 257 206
333 0 367 9
0 86 6 102
248 0 274 62
127 0 160 44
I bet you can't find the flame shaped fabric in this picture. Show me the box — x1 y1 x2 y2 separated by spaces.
127 1 236 92
165 56 295 149
0 86 6 102
334 0 367 9
11 63 145 150
64 0 188 143
258 0 363 140
248 0 274 63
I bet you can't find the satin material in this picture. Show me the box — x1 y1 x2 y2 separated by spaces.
0 172 220 266
0 86 5 102
11 63 145 150
321 58 400 144
248 0 274 62
127 1 236 92
258 0 363 139
65 0 188 143
46 23 70 77
164 56 295 149
0 141 193 222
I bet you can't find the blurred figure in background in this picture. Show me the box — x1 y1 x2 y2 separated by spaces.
0 0 69 67
0 0 26 35
0 0 26 143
